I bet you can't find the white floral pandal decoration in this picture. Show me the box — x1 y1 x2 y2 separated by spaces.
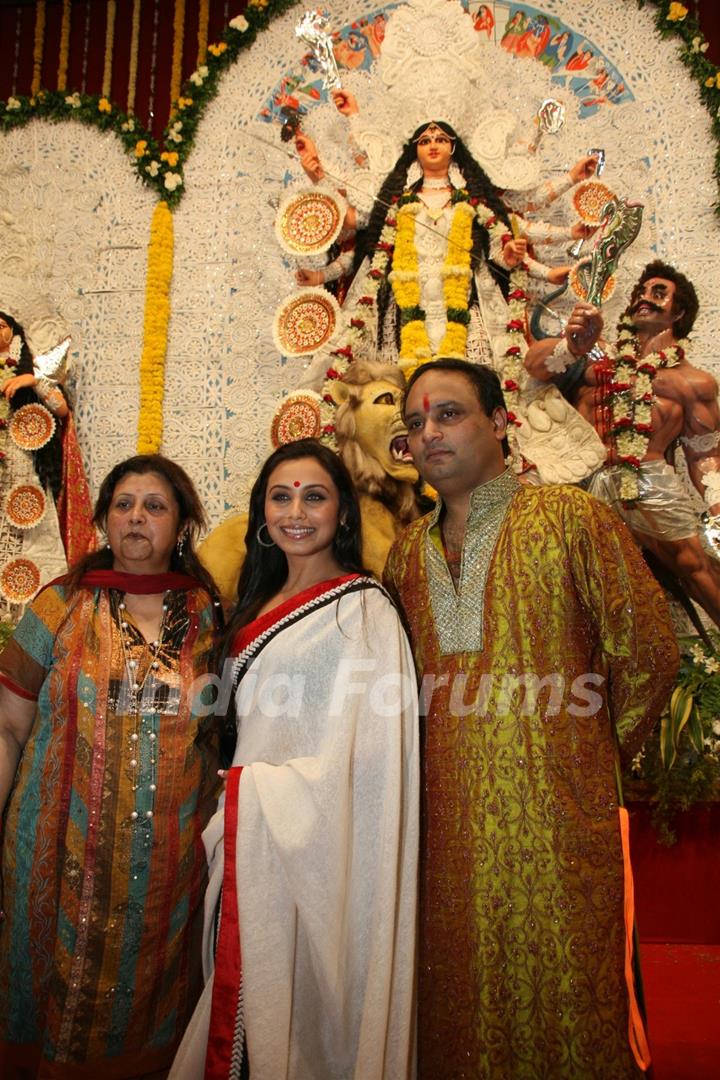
0 279 71 612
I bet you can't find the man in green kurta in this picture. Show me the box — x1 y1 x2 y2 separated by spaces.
383 359 679 1079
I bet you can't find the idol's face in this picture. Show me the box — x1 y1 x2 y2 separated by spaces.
0 317 13 352
415 128 454 177
629 277 680 335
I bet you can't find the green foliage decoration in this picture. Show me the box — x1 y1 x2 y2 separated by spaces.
623 633 720 844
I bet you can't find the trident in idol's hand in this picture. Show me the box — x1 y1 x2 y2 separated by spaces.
296 10 342 90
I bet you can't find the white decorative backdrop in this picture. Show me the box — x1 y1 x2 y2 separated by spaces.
1 0 718 528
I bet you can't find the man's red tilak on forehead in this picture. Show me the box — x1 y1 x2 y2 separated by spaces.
423 393 431 414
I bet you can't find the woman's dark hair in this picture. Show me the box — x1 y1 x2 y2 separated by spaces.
64 453 218 599
352 122 513 352
0 310 65 498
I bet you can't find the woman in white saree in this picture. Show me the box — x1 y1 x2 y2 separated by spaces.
171 439 419 1080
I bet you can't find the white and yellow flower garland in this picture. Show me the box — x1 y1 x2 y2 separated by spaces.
318 192 529 452
137 201 174 454
604 318 686 502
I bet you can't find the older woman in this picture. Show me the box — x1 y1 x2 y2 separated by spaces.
0 454 221 1078
172 439 418 1080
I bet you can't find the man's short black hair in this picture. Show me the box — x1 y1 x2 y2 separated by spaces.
404 359 510 456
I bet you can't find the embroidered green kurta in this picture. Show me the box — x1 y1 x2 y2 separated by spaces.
384 474 678 1080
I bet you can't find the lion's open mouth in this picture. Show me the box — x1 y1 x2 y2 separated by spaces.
390 435 413 462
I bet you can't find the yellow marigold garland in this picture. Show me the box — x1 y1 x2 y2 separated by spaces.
127 0 142 115
170 0 186 117
31 1 46 97
57 0 71 92
197 0 210 65
137 201 173 454
102 1 117 100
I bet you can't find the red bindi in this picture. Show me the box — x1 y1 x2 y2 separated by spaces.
422 393 431 414
293 480 301 487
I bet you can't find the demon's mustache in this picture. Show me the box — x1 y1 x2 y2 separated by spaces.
630 298 665 316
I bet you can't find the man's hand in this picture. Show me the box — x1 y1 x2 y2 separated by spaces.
566 302 603 356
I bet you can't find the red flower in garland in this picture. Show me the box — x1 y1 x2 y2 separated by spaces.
350 318 365 329
358 296 374 306
503 379 520 392
613 417 633 430
505 346 522 357
506 319 524 332
332 346 354 360
508 288 527 302
325 367 342 380
506 411 521 427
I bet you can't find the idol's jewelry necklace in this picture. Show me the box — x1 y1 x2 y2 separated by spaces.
118 592 169 825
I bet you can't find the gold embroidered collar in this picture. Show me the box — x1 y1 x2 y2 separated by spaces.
426 469 520 655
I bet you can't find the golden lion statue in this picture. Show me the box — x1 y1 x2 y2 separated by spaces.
199 360 421 600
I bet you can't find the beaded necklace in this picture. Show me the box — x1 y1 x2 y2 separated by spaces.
115 591 170 828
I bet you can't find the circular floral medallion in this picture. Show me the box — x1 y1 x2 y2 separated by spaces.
5 484 47 530
0 557 41 604
273 288 340 357
572 181 617 225
271 391 323 447
569 265 616 303
9 403 57 451
275 189 347 255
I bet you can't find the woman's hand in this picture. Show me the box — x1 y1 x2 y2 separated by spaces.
295 268 324 287
546 265 572 285
570 221 598 241
331 89 359 116
569 154 599 184
294 133 324 183
502 238 528 267
2 373 36 399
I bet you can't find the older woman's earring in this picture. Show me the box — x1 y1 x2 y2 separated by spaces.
256 522 276 548
406 160 422 187
176 533 186 557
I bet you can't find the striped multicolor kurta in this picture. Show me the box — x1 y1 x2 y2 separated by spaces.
0 582 219 1078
